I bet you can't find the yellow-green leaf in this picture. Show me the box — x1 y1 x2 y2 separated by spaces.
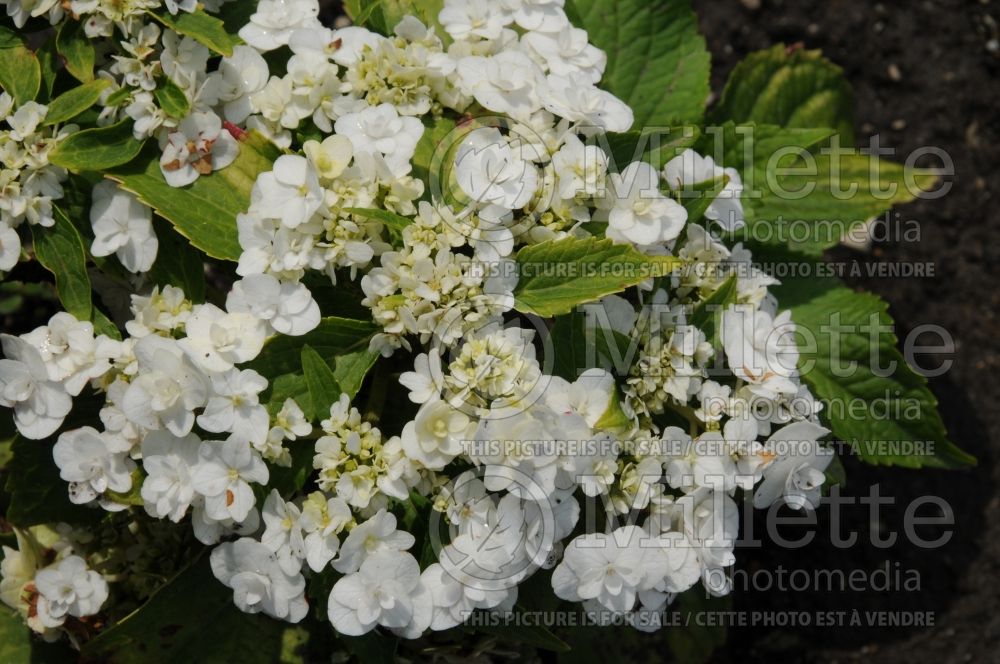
43 79 111 125
0 44 41 106
108 131 280 261
48 119 146 170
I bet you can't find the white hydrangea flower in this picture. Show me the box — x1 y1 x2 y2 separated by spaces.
522 26 606 82
454 127 539 210
159 111 239 188
333 104 424 178
0 222 21 272
21 312 117 396
601 162 687 246
213 45 270 123
210 538 308 622
261 489 306 576
457 51 544 121
541 73 634 134
191 438 269 522
333 509 415 574
180 303 267 373
662 149 745 231
197 368 270 446
140 430 202 522
53 426 135 505
89 181 158 273
238 0 321 52
298 492 352 573
246 155 323 229
327 550 431 637
551 526 651 612
400 398 474 470
226 275 320 337
34 555 108 629
753 421 833 510
720 305 800 399
439 0 510 41
0 334 72 439
121 335 208 436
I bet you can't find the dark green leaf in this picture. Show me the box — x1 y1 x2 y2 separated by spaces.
665 590 730 663
154 78 190 119
345 207 412 232
80 554 285 664
710 44 855 142
343 0 445 38
301 345 342 421
601 125 701 171
0 26 21 49
147 216 206 302
31 217 92 322
774 273 975 468
476 609 570 652
250 317 377 382
5 399 105 527
32 207 120 338
566 0 710 127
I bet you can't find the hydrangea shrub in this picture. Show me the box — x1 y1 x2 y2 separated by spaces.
0 0 973 660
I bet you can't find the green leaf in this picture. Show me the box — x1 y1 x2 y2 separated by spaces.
153 78 190 119
31 207 119 338
48 120 146 171
710 44 855 142
30 212 93 322
35 39 59 102
56 19 95 83
339 632 398 664
148 9 236 57
250 317 378 383
80 554 285 664
476 610 570 652
147 216 206 302
345 207 413 233
410 114 458 202
108 131 280 261
0 607 31 663
343 0 445 38
301 345 342 421
333 349 379 400
666 590 730 663
776 275 975 468
748 150 939 255
0 26 21 49
0 44 41 106
565 0 710 127
5 404 105 527
513 236 680 317
602 125 701 171
43 79 111 125
593 389 631 432
689 273 738 346
679 173 730 223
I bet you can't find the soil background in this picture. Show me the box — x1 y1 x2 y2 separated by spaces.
693 1 1000 662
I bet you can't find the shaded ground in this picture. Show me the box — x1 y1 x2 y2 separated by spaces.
694 1 1000 662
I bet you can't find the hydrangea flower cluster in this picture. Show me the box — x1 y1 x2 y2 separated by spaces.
0 0 893 650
